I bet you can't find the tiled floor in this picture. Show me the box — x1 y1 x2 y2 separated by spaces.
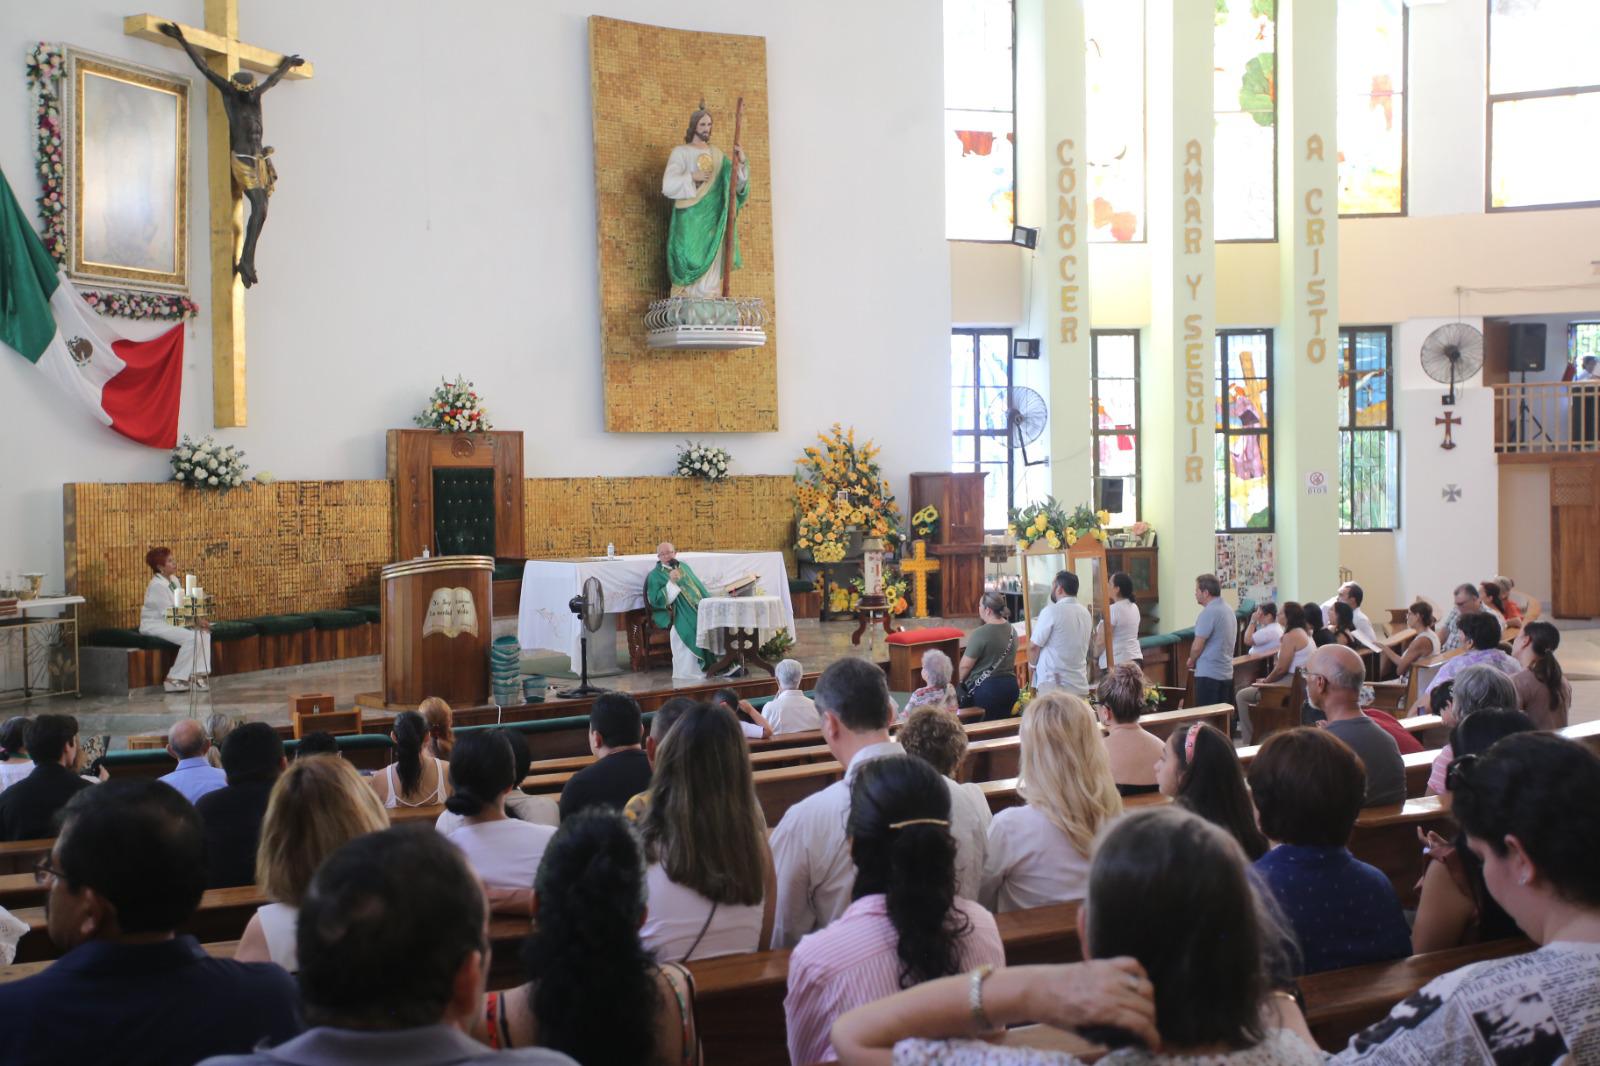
7 616 978 748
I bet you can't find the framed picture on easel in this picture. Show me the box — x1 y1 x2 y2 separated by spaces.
62 47 190 293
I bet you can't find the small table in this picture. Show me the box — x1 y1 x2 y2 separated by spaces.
0 596 86 707
697 595 785 677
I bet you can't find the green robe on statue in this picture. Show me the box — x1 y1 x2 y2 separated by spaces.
664 149 749 297
645 560 715 673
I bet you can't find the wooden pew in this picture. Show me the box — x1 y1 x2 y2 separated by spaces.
9 885 266 963
1303 937 1532 1050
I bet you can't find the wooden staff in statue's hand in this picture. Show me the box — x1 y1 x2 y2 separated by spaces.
160 21 303 288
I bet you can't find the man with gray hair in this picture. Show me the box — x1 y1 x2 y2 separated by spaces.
1424 663 1519 796
762 658 818 734
157 718 227 804
1306 645 1405 807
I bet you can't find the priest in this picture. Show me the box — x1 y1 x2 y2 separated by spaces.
645 542 717 679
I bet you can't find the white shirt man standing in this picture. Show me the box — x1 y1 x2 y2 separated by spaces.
1028 570 1093 696
768 659 985 948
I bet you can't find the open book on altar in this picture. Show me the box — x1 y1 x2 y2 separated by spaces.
723 572 760 597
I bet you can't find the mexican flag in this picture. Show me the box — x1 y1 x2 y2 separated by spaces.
0 165 183 448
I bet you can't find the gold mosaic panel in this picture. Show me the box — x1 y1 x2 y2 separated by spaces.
589 16 778 433
524 476 795 565
64 481 393 632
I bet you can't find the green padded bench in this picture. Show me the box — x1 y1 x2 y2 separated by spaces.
353 604 383 624
86 627 172 650
307 609 372 661
244 613 316 669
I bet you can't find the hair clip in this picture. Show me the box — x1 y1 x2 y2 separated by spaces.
1184 724 1200 764
888 818 949 830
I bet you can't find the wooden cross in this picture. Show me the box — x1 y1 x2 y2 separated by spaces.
126 4 314 428
899 540 942 619
1436 409 1461 450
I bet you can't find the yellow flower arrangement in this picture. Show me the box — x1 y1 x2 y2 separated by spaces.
793 424 902 560
1007 498 1109 553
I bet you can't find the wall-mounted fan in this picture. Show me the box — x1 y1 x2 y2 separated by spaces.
1420 323 1484 405
987 386 1050 467
566 576 610 696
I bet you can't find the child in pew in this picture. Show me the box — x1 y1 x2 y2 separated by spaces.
475 808 699 1065
1329 733 1600 1064
786 754 1003 1065
1410 710 1535 955
1156 722 1269 861
235 754 389 972
830 805 1320 1065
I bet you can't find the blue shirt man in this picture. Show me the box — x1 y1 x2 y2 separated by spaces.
156 719 226 804
1187 574 1238 707
1253 844 1412 974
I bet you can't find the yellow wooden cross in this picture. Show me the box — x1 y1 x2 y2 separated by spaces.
125 4 314 428
900 540 942 619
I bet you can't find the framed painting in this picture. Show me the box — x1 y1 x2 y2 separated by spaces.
63 48 190 293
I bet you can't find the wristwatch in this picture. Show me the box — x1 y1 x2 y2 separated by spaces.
969 963 997 1032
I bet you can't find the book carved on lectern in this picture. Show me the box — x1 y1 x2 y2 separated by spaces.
423 587 479 639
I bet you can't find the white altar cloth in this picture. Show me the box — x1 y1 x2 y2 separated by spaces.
696 595 786 655
517 552 795 670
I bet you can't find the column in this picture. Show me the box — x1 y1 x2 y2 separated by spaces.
1016 0 1091 507
1275 0 1341 600
1143 0 1215 614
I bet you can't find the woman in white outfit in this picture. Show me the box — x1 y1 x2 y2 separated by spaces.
1095 572 1144 670
367 710 451 808
235 754 389 971
138 546 212 693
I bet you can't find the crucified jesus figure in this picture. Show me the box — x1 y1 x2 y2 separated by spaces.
161 21 303 288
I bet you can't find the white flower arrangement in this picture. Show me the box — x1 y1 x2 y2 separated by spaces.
170 434 249 492
414 376 491 433
675 441 731 481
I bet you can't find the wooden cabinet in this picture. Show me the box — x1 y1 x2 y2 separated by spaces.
386 430 524 562
1105 546 1159 633
909 472 986 618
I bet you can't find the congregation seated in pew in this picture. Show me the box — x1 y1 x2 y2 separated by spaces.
766 658 821 733
368 709 451 809
157 718 227 804
1323 581 1379 646
437 731 555 918
438 729 557 833
420 695 457 761
713 687 775 740
980 692 1121 913
236 752 389 971
771 659 987 947
0 717 32 792
0 715 96 841
292 729 340 759
1235 601 1314 744
1306 646 1406 807
785 754 1004 1065
1426 665 1519 796
1377 601 1438 681
558 693 651 821
1093 663 1164 798
901 648 960 719
1156 722 1269 860
0 780 300 1065
1423 613 1521 699
1511 620 1571 730
637 701 772 961
1248 728 1412 975
897 707 992 835
197 722 286 889
1412 710 1535 955
476 809 698 1065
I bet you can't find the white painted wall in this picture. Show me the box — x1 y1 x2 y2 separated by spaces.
0 0 951 578
1406 0 1487 218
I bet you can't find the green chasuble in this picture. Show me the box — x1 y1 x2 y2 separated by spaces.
666 154 749 289
645 560 715 669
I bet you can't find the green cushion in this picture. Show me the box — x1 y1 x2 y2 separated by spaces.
787 578 814 594
283 733 393 755
86 628 173 651
434 469 497 557
246 614 317 636
1168 626 1197 640
1139 632 1183 649
353 604 382 624
208 619 259 642
103 748 176 766
309 609 365 630
493 560 525 583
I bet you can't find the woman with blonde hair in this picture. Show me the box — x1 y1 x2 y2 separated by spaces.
418 696 455 760
980 692 1123 912
235 755 389 971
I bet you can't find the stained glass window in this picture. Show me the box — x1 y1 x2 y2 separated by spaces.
952 329 1034 531
1214 0 1277 241
1215 330 1273 531
1337 0 1406 215
1091 331 1140 523
945 0 1016 240
1488 0 1600 210
1339 327 1399 531
1085 0 1145 243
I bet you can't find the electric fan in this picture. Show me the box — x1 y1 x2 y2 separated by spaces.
987 386 1050 467
566 576 610 696
1420 323 1484 405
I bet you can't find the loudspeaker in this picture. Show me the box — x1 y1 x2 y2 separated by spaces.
1509 323 1547 372
1098 478 1125 515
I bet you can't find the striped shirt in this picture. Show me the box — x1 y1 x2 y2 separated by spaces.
784 894 1003 1065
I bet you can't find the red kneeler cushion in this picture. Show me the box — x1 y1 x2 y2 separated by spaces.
885 627 965 646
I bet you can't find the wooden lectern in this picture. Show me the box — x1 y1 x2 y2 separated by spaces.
380 555 494 708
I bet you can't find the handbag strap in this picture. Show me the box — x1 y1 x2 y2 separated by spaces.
968 629 1016 692
681 899 719 963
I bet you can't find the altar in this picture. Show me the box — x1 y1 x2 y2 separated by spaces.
517 551 796 676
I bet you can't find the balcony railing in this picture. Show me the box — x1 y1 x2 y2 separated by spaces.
1492 381 1600 455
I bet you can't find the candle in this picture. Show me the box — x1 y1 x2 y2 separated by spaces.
184 574 197 593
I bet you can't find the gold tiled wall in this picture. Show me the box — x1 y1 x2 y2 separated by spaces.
589 16 778 432
524 476 795 564
64 481 392 631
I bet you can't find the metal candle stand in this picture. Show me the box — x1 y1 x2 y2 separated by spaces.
165 595 217 718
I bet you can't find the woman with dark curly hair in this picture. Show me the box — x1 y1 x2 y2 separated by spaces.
477 808 700 1065
784 754 1002 1065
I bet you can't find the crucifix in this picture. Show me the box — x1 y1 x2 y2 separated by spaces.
1436 409 1461 450
899 540 942 619
126 4 314 428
